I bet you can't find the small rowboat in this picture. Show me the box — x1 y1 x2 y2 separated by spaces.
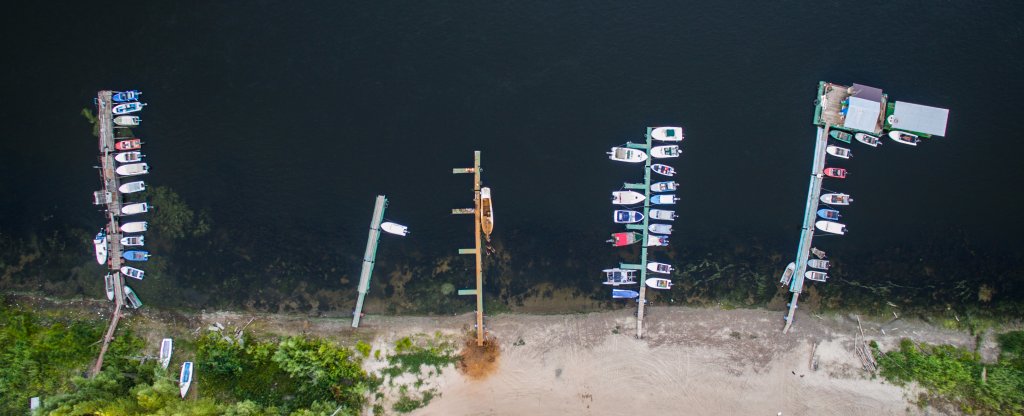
651 194 678 205
612 289 640 299
94 230 108 265
807 259 830 270
123 250 150 262
815 220 847 235
820 193 852 205
480 187 494 237
647 262 673 274
646 235 669 247
614 210 644 224
829 130 853 143
113 115 140 126
650 145 680 158
805 271 828 282
608 147 648 163
823 167 847 179
888 131 920 146
160 338 173 370
826 145 851 159
112 102 146 115
603 268 637 286
104 273 115 301
650 209 676 221
855 133 881 147
651 164 675 177
124 285 143 308
650 181 677 192
779 262 795 285
112 90 141 102
121 266 145 280
612 191 645 205
115 139 141 151
649 223 672 234
645 278 673 290
816 208 840 221
115 151 144 163
180 362 193 398
608 232 641 247
651 126 684 142
121 235 145 247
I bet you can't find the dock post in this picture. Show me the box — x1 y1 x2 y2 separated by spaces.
352 195 388 328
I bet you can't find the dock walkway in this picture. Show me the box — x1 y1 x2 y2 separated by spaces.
783 124 829 333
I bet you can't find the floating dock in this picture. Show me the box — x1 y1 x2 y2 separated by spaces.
351 195 388 328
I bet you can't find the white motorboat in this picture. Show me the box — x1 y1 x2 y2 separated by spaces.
115 151 144 163
651 194 678 205
121 203 149 216
647 262 673 274
104 273 115 301
651 126 684 142
779 262 796 285
650 145 680 158
650 181 677 192
120 221 148 233
820 193 852 206
381 222 410 236
121 266 145 280
113 115 140 126
805 271 828 282
645 278 673 290
607 147 649 163
121 235 145 246
815 220 847 235
480 187 494 237
650 209 676 221
612 191 645 205
94 230 108 265
614 210 644 224
888 131 920 146
124 285 143 308
112 102 146 115
651 164 675 176
646 235 669 247
649 223 672 234
602 268 637 286
180 361 193 398
826 145 852 159
160 338 173 370
855 133 881 147
116 163 149 176
807 259 831 270
119 181 146 194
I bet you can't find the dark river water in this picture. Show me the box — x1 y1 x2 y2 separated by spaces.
1 1 1022 308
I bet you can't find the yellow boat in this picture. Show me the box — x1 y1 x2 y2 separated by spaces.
480 187 494 237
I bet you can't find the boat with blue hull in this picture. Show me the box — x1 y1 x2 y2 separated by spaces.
123 250 150 262
614 210 644 224
112 102 146 115
816 208 841 220
112 90 141 102
612 289 640 299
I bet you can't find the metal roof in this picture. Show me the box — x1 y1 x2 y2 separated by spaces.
890 102 949 136
851 83 884 102
843 96 881 133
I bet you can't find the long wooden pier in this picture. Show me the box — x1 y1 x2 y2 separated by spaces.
352 195 388 327
452 151 485 346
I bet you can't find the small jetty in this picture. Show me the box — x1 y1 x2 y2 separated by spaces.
451 152 488 346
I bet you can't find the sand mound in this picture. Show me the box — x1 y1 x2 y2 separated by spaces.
457 335 501 379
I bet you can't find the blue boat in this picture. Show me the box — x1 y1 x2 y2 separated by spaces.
614 210 644 224
123 250 150 262
651 194 679 205
817 208 841 221
112 90 142 102
612 289 640 299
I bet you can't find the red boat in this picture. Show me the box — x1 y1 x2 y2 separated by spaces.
823 167 847 178
607 232 641 247
115 139 141 151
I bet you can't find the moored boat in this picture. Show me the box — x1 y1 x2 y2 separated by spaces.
480 187 494 237
121 202 149 215
613 210 644 224
611 289 640 299
855 133 881 147
820 193 852 206
829 130 853 143
115 151 144 163
113 115 141 126
650 181 678 192
124 285 143 308
646 234 669 247
119 181 146 194
121 266 145 280
651 164 675 176
650 145 680 158
607 147 648 163
816 208 841 221
826 145 852 159
823 167 847 178
121 235 145 246
650 209 676 221
779 262 796 285
649 223 672 234
381 222 410 236
811 247 827 259
180 362 193 398
608 232 641 247
112 102 146 115
815 220 847 235
805 271 828 282
612 191 645 205
645 278 673 290
94 230 108 265
651 194 678 205
104 273 115 301
602 268 638 286
121 221 147 233
647 262 673 274
116 163 149 176
651 126 684 142
112 90 141 102
115 139 141 151
123 250 150 262
160 338 173 370
888 131 920 146
807 259 831 270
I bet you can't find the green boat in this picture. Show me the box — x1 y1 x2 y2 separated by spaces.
829 130 853 143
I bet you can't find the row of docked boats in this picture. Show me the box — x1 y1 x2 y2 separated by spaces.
830 129 922 147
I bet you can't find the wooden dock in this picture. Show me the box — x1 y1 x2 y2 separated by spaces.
453 152 485 346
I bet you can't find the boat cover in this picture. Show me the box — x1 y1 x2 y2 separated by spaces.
612 289 639 299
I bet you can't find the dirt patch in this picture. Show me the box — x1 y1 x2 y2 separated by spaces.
457 334 500 379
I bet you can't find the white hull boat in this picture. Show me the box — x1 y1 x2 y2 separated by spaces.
120 221 148 233
160 338 173 370
104 273 115 301
116 163 149 176
381 222 410 236
112 102 146 114
608 147 648 163
855 133 881 147
646 235 669 247
651 194 678 205
649 223 672 234
645 278 673 290
647 262 673 274
119 181 146 194
115 151 144 163
612 191 645 205
651 126 684 142
124 285 143 308
180 361 193 398
826 145 851 159
650 181 677 192
121 266 145 280
888 131 920 146
650 209 676 221
113 115 140 126
651 164 675 176
121 235 145 246
779 262 796 285
807 259 831 270
94 230 108 265
121 202 149 215
480 187 494 237
820 193 852 205
815 220 847 235
614 210 644 223
650 145 680 158
805 271 828 282
602 268 638 286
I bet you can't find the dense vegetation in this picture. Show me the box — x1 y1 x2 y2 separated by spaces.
874 331 1024 415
